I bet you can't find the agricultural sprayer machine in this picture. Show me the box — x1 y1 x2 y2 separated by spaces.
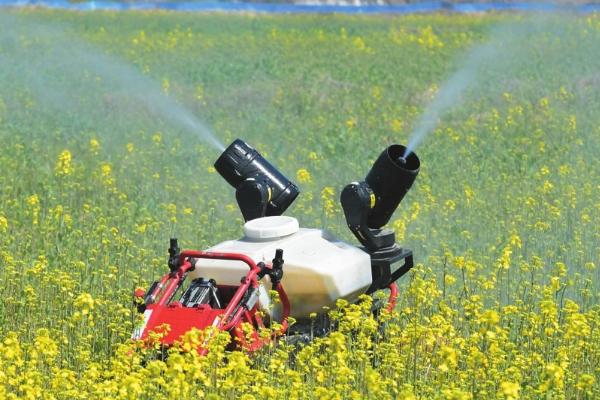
133 139 420 353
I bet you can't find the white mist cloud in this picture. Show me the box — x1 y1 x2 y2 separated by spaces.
0 12 224 152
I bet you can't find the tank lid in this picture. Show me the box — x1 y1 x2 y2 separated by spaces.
244 216 299 240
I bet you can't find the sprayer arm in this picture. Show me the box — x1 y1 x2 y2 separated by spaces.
236 179 269 221
341 182 395 251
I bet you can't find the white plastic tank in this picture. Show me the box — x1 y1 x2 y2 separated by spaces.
190 216 373 319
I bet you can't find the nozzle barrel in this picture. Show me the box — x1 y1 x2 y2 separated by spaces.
365 144 420 229
214 139 299 219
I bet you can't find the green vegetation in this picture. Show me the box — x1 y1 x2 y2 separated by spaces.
0 9 599 399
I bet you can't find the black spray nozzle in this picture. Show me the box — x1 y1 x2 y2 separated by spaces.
257 249 285 289
214 139 300 221
168 237 181 272
270 248 284 286
365 144 420 229
341 144 419 292
341 144 419 252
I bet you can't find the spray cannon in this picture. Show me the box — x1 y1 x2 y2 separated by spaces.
341 144 419 293
133 139 419 353
214 139 299 221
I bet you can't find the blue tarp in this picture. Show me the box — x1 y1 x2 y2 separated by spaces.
0 0 599 14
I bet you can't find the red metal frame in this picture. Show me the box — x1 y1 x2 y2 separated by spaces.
135 250 290 354
387 282 399 312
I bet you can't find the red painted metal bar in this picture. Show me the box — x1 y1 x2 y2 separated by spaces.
221 303 250 331
274 282 290 334
178 250 260 272
156 261 194 306
171 250 291 339
178 250 261 331
148 274 171 303
386 282 399 312
220 270 260 330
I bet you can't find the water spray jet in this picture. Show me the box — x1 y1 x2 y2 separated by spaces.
0 14 226 152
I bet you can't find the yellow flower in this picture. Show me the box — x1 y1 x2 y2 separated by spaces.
584 262 596 271
499 381 520 400
409 201 420 221
540 363 565 392
497 245 512 270
412 26 444 49
390 118 403 133
135 222 147 233
89 138 100 154
34 328 58 359
74 292 95 316
0 214 7 233
352 36 366 51
509 233 522 248
100 163 114 186
392 219 406 241
439 345 458 372
321 186 336 217
444 274 456 286
165 203 177 223
27 193 40 206
296 168 312 184
479 309 500 326
576 374 596 394
55 150 74 176
26 194 41 225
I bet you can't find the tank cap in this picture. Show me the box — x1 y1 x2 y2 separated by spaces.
244 216 299 240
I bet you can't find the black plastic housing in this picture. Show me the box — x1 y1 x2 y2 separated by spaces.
366 144 420 229
214 139 299 219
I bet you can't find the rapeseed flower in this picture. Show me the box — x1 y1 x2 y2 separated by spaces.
0 214 7 232
55 149 74 176
296 168 312 183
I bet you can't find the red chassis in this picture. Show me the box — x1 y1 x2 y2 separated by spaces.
133 248 400 354
133 250 291 354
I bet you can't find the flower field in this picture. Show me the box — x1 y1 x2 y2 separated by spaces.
0 8 599 399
